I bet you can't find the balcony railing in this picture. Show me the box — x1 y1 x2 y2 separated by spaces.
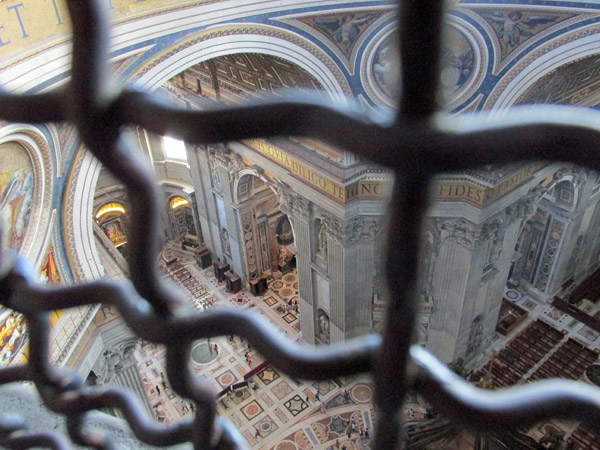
0 1 600 449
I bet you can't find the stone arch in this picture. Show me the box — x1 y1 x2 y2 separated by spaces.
486 30 600 114
63 148 105 281
133 25 352 103
0 125 55 270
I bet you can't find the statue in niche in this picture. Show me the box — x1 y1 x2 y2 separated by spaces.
97 340 136 385
211 163 221 190
316 222 327 260
317 310 330 345
278 245 290 273
220 227 231 255
227 151 245 180
276 217 294 246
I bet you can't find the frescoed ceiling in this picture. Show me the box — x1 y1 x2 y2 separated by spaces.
182 53 325 102
515 54 600 107
7 1 600 114
476 9 577 62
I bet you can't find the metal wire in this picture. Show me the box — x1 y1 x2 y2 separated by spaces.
0 0 600 449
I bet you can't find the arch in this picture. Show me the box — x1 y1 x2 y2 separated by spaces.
133 25 352 104
169 196 191 210
0 125 55 270
64 148 105 281
486 27 600 115
233 167 275 204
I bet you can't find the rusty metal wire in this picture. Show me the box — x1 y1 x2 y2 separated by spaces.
0 0 600 449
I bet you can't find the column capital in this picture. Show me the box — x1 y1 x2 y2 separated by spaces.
437 218 479 250
326 215 383 244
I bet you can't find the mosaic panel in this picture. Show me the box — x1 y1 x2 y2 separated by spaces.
283 313 297 323
271 380 294 400
312 379 337 396
257 366 280 385
260 392 275 407
241 399 264 421
263 296 278 306
274 407 289 424
254 414 279 439
274 440 297 450
284 394 309 417
351 383 373 403
293 429 311 450
232 387 251 405
215 369 238 389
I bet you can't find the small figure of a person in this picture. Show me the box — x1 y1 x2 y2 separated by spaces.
214 343 218 354
156 385 161 395
255 429 261 440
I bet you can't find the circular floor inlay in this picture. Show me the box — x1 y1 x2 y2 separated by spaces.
260 421 272 432
272 281 284 290
219 373 234 386
275 441 297 450
351 384 373 402
245 403 260 416
280 288 294 297
505 290 519 300
283 274 295 283
191 342 218 365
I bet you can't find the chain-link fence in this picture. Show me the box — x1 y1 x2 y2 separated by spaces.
1 0 600 449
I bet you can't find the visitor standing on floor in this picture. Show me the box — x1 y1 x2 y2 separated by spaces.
156 385 161 395
214 343 218 354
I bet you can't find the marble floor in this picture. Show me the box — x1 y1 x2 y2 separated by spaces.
126 245 421 449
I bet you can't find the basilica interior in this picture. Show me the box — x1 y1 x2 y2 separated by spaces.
3 0 600 449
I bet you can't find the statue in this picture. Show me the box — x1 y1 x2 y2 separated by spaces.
318 311 330 344
220 228 231 255
316 222 327 260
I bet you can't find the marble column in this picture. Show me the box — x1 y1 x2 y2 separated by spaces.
288 195 314 345
187 144 221 255
426 198 535 367
427 218 484 364
326 215 381 343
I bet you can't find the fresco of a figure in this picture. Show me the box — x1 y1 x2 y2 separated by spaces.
372 35 397 101
0 143 34 252
439 27 474 105
478 10 572 60
308 12 381 57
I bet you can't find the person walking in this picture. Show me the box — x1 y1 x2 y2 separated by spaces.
365 427 370 439
214 343 218 354
155 385 161 395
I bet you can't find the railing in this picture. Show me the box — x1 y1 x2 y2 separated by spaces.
0 0 600 449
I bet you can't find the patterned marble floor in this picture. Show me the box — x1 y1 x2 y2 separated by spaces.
126 245 422 449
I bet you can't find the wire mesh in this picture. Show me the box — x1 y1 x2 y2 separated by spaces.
0 0 600 449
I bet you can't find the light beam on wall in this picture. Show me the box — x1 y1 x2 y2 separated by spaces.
95 203 126 220
163 136 187 161
170 196 190 210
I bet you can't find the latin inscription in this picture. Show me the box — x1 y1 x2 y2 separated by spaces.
245 139 392 203
0 0 213 61
433 163 547 207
